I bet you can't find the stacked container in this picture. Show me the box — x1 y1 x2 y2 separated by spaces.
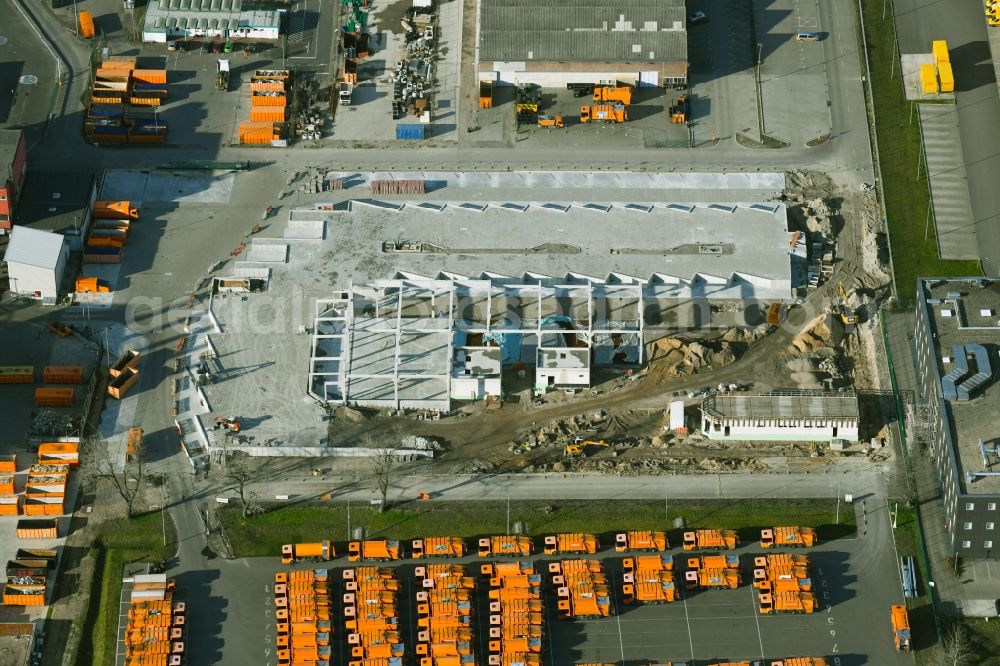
549 560 612 619
275 569 332 666
24 462 69 516
415 564 475 666
125 576 186 666
3 548 55 606
241 70 290 145
0 455 17 516
932 40 954 93
483 560 544 666
86 200 139 264
108 348 141 399
344 566 398 666
0 366 34 383
86 57 169 145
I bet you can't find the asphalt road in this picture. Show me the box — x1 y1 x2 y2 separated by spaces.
893 0 1000 275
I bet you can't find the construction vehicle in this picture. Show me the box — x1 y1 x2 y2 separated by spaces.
411 536 465 558
684 555 741 590
479 535 533 558
550 559 612 618
834 281 857 325
216 59 230 91
537 114 564 128
580 104 626 123
592 85 632 105
281 541 333 564
213 416 241 433
683 529 738 550
890 604 911 651
760 526 816 548
615 530 668 552
669 96 690 123
349 539 401 562
543 533 598 555
622 555 676 603
563 440 609 457
758 589 818 614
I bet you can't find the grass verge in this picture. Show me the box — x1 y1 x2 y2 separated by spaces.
858 0 980 295
221 498 856 558
893 506 939 658
77 513 176 666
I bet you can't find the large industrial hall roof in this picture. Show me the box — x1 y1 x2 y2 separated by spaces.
479 0 687 63
702 392 861 422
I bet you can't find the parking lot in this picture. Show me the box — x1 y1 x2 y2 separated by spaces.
185 505 911 666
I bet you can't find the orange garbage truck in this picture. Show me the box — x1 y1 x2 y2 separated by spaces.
683 529 739 550
592 85 632 105
349 539 402 562
758 589 818 614
580 104 626 123
615 530 668 552
890 604 911 651
622 555 677 603
543 533 598 555
684 556 741 590
550 559 612 619
479 536 533 558
412 536 465 558
760 526 816 548
769 659 828 666
281 541 333 564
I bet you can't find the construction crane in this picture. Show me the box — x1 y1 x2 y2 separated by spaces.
835 281 857 325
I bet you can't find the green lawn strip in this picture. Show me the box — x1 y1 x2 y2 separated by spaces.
858 0 981 295
221 499 855 558
893 506 939 658
78 513 176 666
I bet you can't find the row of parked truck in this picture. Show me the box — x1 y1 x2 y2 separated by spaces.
274 568 333 666
282 527 817 564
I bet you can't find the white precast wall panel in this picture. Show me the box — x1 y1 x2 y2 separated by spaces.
8 262 58 300
491 69 640 87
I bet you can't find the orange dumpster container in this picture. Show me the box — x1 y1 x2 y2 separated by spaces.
79 10 95 38
34 388 75 408
43 366 84 385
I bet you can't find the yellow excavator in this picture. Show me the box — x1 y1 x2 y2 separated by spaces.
564 439 610 457
835 281 857 326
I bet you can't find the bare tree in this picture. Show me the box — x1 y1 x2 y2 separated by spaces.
365 434 401 514
83 435 146 520
939 623 975 666
225 456 261 518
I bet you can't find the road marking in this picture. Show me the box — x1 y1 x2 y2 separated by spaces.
749 582 766 658
611 579 626 662
681 590 696 660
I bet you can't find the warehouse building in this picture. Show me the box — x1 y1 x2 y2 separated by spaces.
4 226 68 302
142 0 282 43
914 278 1000 560
0 129 28 231
700 391 860 442
17 171 97 252
477 0 687 88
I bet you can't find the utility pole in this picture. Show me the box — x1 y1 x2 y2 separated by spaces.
664 489 669 529
506 496 510 535
835 482 841 525
347 499 351 541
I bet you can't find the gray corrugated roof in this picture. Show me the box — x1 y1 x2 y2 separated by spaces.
481 29 686 62
4 227 65 271
482 6 684 32
479 0 687 63
703 392 860 421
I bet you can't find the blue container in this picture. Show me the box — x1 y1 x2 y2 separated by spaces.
396 123 426 140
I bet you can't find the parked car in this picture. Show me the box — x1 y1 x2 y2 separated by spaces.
688 10 708 24
202 42 212 54
795 31 819 42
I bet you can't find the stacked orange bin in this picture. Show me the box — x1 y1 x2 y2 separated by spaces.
241 70 289 145
38 442 80 468
621 554 677 604
752 553 817 615
483 560 543 666
344 566 401 666
86 58 169 145
125 579 186 666
549 560 612 619
274 569 332 666
0 366 33 383
87 202 138 264
0 455 17 516
415 564 475 666
4 554 53 606
23 463 68 516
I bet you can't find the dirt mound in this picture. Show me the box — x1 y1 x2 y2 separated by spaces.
791 314 844 353
722 325 770 343
646 337 737 378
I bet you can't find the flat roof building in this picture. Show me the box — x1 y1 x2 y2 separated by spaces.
17 171 97 252
914 277 1000 560
478 0 687 88
701 391 860 442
